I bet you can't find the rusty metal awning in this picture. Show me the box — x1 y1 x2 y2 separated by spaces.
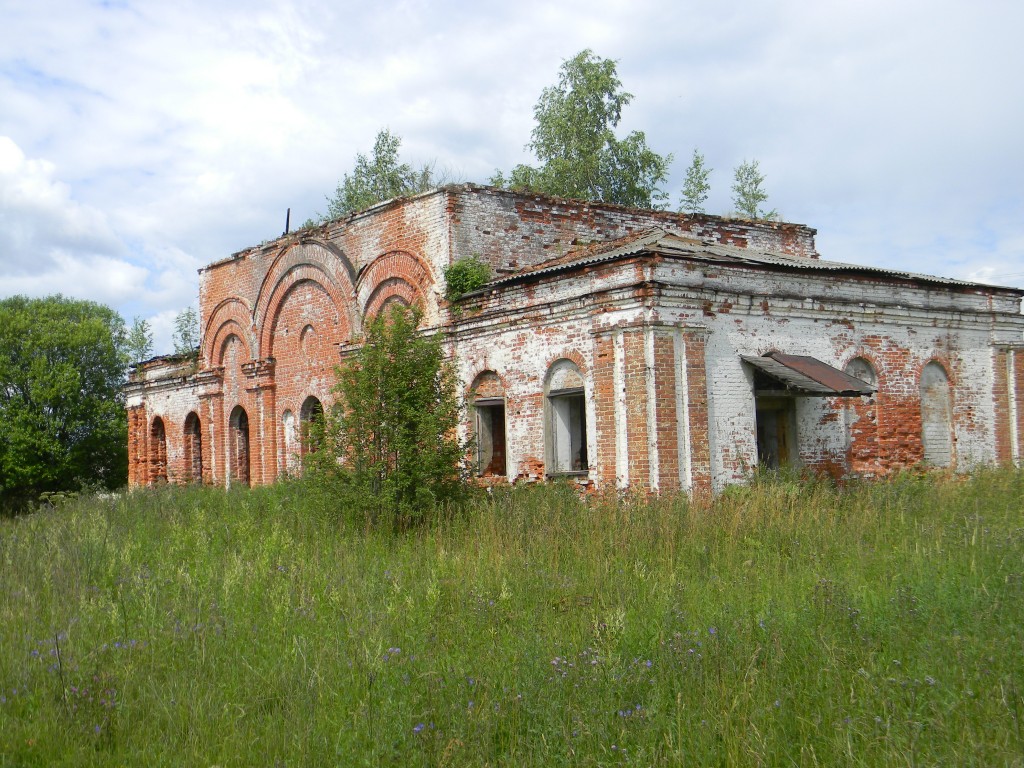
742 352 875 397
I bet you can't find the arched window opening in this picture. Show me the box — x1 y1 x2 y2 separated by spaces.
229 405 251 486
300 396 325 456
545 359 588 474
920 362 953 467
149 417 167 484
183 412 203 483
471 372 507 477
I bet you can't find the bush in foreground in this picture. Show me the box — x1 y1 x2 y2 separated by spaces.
306 304 468 530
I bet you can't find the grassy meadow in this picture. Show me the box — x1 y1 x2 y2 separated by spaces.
1 471 1023 766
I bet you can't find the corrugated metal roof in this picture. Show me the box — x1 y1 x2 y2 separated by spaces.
473 229 1024 295
742 352 875 397
474 228 673 290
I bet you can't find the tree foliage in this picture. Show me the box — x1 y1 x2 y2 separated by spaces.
126 316 154 364
731 159 777 220
323 129 435 220
0 295 128 510
308 305 466 527
172 306 200 358
494 50 672 209
679 149 712 214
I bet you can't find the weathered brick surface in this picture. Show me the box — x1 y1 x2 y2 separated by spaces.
125 185 1024 494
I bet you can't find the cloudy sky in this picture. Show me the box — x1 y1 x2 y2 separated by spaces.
2 0 1023 353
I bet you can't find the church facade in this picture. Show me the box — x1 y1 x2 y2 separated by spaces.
125 185 1024 494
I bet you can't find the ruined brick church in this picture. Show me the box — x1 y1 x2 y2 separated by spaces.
126 184 1024 494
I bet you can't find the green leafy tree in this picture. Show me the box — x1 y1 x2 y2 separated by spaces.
324 129 435 220
0 295 128 510
495 49 672 209
172 306 200 358
308 305 466 528
126 315 154 363
732 159 777 220
679 149 712 214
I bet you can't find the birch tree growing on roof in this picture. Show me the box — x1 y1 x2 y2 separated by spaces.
493 50 672 210
679 149 712 214
323 129 435 219
731 159 777 220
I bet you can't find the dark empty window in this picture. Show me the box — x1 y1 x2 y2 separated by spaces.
470 371 507 477
300 396 325 456
229 405 250 486
183 412 203 483
475 399 507 476
150 417 168 484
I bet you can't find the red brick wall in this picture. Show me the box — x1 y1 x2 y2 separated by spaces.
653 331 681 492
682 329 712 497
622 329 651 489
591 330 617 488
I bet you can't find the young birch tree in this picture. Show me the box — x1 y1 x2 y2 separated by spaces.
679 149 712 214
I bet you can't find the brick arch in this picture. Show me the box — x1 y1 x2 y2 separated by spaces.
916 353 956 386
261 270 352 359
847 358 877 388
255 241 359 355
357 250 435 322
364 279 419 321
841 350 883 384
467 368 508 400
204 298 255 367
542 350 589 382
210 321 253 366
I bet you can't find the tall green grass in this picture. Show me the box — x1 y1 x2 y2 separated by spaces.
1 471 1022 766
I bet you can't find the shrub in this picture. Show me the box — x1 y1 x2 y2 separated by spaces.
307 305 468 529
443 256 491 301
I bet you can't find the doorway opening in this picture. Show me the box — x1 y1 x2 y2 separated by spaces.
755 397 796 469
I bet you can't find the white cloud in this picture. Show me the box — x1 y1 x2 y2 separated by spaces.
0 249 148 306
0 136 122 273
0 136 204 344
